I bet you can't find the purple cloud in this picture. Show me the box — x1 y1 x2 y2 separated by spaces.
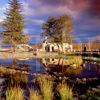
23 0 100 42
25 0 89 18
88 0 100 17
36 0 100 17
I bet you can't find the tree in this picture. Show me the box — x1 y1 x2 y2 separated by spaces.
3 0 23 32
42 15 73 52
2 0 28 51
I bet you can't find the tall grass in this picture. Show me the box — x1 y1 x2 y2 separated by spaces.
6 86 24 100
58 81 73 100
30 89 42 100
9 73 28 84
37 74 53 100
5 75 74 100
65 56 83 67
0 67 28 84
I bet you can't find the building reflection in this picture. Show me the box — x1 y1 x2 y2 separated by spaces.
41 57 100 77
41 57 83 75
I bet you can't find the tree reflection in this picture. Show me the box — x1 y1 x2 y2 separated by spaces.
41 56 83 75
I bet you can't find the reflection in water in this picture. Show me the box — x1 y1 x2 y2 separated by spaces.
42 56 83 67
41 57 83 76
0 57 100 78
41 57 100 78
0 57 100 99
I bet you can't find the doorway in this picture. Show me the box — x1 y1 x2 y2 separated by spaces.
45 45 50 52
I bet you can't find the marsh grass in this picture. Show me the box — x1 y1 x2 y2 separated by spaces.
0 67 9 74
65 56 83 67
0 67 28 84
37 74 53 100
9 73 28 84
5 74 74 100
6 86 24 100
58 81 73 100
30 89 42 100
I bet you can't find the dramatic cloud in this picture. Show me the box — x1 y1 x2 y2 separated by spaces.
25 0 100 20
22 0 100 42
88 0 100 17
38 0 89 11
24 0 90 18
36 0 100 17
0 0 100 43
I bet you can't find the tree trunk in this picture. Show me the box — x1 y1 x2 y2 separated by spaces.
12 43 16 61
57 44 60 53
60 43 65 54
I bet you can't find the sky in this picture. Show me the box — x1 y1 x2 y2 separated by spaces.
0 0 100 43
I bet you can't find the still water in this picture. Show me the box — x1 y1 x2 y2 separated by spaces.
0 57 100 99
0 58 100 78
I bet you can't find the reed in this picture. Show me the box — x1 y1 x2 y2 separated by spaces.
58 81 73 100
6 86 24 100
0 67 28 84
37 74 53 100
9 73 28 84
30 89 42 100
5 74 74 100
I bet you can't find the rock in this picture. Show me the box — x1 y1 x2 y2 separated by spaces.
0 78 5 84
33 73 36 76
59 77 62 80
45 68 48 71
92 88 99 92
97 85 100 89
80 95 87 99
82 78 87 82
63 76 68 80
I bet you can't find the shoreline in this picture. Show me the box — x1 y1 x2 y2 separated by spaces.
0 51 59 59
0 52 34 59
0 52 100 62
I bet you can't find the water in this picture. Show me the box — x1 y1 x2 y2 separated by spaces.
0 58 100 78
0 57 100 99
0 58 100 81
0 58 45 81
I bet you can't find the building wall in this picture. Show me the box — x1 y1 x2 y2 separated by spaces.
72 43 82 52
42 41 73 52
72 42 100 52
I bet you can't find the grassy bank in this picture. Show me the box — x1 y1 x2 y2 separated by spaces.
5 74 73 100
0 52 34 59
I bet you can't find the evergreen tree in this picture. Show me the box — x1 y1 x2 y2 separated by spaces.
3 0 28 45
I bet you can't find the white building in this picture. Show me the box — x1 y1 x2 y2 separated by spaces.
42 38 73 53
